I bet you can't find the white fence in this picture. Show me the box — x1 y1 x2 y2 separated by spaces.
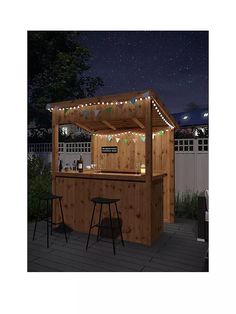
28 139 208 194
28 142 91 168
175 138 208 194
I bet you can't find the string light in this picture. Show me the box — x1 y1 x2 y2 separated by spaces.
92 128 170 138
46 94 175 130
47 94 151 111
152 100 174 129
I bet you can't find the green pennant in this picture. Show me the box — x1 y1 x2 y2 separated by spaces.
140 135 146 142
64 108 69 115
157 130 165 136
124 138 129 144
105 106 112 113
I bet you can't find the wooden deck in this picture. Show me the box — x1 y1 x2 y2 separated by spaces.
28 218 208 272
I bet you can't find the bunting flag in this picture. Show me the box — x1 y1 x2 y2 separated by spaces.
117 102 124 110
130 98 136 105
46 103 51 110
143 91 149 98
124 138 129 144
82 109 89 119
64 108 69 115
94 109 100 118
107 135 113 142
140 135 146 142
157 130 165 136
115 137 120 143
132 138 137 143
105 106 112 113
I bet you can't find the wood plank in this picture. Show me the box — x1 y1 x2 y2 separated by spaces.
101 120 116 130
132 117 145 129
145 98 152 245
74 122 93 133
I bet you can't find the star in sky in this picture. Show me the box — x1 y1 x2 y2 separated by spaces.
79 31 208 113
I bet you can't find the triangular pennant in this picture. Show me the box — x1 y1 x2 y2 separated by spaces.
82 109 89 119
130 98 136 105
157 130 165 136
124 138 129 144
115 137 120 143
117 102 124 110
140 135 146 142
143 91 149 98
46 103 51 110
132 138 137 143
64 108 69 115
94 109 100 118
107 135 113 142
105 106 112 113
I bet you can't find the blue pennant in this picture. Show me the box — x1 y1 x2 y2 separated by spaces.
130 98 136 105
83 110 89 119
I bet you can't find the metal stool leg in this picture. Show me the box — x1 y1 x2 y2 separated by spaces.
33 199 41 240
86 202 96 251
50 199 53 236
59 198 68 243
46 200 49 248
109 203 116 255
97 203 103 241
115 202 124 246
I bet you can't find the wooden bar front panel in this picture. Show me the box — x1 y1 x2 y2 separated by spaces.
54 175 163 245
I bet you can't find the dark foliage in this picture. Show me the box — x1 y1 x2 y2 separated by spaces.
28 155 52 221
174 126 208 139
175 192 198 219
28 31 103 128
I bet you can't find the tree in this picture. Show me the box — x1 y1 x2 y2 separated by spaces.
28 31 103 128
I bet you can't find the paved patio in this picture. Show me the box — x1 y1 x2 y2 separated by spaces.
28 218 208 272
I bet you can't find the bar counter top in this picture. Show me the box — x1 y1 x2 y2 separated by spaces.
54 170 166 182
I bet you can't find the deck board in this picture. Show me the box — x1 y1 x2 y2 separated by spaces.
28 218 208 272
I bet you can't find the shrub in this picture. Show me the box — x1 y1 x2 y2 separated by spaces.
175 191 199 219
28 155 52 221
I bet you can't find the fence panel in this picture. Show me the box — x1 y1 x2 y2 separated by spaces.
28 139 208 194
175 138 208 194
28 142 91 168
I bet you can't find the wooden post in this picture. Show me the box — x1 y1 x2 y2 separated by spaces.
52 112 59 193
169 129 175 223
145 98 152 244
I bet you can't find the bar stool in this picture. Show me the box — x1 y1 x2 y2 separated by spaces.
86 197 124 255
32 192 68 248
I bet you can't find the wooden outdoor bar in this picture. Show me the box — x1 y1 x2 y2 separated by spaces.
48 89 178 246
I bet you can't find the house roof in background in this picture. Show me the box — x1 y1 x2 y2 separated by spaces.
172 108 208 127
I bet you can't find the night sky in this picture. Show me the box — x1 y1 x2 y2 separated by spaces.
79 31 208 113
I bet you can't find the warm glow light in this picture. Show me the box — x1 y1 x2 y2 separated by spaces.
140 164 146 174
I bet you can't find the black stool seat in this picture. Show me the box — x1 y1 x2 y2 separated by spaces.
91 197 120 204
86 197 124 255
39 193 62 201
32 192 68 248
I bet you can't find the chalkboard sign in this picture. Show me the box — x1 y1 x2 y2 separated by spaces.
101 146 118 153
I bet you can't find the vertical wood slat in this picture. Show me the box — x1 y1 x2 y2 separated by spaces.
145 98 152 245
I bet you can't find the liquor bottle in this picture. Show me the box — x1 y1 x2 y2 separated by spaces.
59 160 63 172
78 155 83 172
